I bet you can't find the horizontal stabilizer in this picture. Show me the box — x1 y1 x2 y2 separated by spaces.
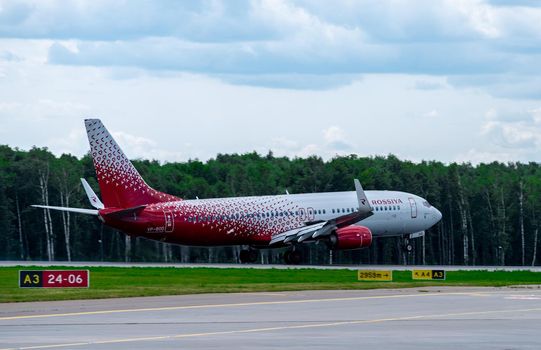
31 205 98 215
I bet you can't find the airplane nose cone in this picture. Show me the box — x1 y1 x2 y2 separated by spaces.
433 207 442 223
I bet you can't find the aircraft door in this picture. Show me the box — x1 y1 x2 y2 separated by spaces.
408 198 417 219
164 210 174 233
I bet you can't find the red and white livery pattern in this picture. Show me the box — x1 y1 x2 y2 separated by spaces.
85 119 179 208
32 119 442 262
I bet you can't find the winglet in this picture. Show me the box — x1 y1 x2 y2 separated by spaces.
354 179 372 213
81 178 105 209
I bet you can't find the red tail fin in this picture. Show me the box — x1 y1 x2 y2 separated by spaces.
84 119 180 208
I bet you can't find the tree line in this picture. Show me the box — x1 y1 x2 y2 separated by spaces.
1 144 540 265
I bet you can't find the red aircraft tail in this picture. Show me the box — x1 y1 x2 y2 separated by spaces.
84 119 180 208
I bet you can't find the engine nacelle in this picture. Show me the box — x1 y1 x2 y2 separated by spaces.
329 225 373 250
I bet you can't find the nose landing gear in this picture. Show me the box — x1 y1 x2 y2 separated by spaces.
402 236 413 253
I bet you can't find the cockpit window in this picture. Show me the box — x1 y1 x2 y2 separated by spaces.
422 201 431 208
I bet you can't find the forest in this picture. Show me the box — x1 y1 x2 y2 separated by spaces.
0 144 540 266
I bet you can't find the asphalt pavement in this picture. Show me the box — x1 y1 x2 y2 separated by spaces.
2 286 541 349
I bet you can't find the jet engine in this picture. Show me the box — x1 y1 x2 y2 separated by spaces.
328 225 373 250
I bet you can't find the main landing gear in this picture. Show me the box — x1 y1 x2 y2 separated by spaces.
283 249 302 265
239 249 258 264
402 236 413 253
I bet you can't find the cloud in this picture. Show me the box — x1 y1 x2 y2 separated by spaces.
488 0 541 8
3 1 541 166
268 125 355 159
112 131 184 162
0 50 21 61
0 1 275 42
221 73 360 90
423 110 439 118
414 79 447 90
46 38 515 80
323 126 353 151
480 108 541 149
0 97 90 122
47 127 87 156
0 0 538 91
0 101 21 112
448 74 541 100
454 148 518 164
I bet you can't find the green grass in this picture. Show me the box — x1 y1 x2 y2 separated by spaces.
1 266 540 303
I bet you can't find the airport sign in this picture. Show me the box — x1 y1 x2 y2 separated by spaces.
358 270 393 281
19 270 90 288
412 269 445 280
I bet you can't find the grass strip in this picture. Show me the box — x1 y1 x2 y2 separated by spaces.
1 266 540 303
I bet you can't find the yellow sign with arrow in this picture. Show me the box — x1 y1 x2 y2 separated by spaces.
412 269 446 280
358 270 393 281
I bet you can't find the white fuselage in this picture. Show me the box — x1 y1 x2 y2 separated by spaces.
152 189 442 243
266 190 441 237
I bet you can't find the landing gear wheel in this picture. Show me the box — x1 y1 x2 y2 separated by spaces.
239 249 258 263
402 237 413 253
284 250 302 265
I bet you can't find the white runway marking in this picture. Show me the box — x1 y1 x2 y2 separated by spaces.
2 307 541 350
0 291 489 321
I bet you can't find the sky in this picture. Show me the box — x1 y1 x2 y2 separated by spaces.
1 0 541 164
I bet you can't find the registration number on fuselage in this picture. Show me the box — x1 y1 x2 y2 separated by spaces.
146 226 165 233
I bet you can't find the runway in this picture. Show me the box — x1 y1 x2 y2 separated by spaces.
1 287 541 349
2 260 541 271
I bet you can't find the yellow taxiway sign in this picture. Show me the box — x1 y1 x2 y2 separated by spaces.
358 270 393 281
412 269 446 280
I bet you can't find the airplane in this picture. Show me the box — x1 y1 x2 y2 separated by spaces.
33 119 442 264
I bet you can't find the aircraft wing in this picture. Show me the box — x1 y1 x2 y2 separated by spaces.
269 221 326 245
269 179 373 246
